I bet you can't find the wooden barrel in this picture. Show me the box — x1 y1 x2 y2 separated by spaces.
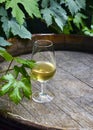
7 34 93 57
0 34 93 129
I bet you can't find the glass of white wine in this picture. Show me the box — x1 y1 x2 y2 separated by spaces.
31 40 56 103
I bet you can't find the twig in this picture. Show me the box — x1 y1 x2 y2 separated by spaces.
5 58 14 74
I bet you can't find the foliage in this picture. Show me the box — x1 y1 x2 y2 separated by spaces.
5 0 41 25
0 0 41 48
0 55 35 104
83 0 93 36
0 0 93 48
39 0 93 36
83 25 93 36
41 0 68 31
0 47 13 61
40 0 87 34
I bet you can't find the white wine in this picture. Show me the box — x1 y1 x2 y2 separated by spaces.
31 61 56 82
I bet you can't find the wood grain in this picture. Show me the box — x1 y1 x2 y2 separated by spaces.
6 34 93 58
0 50 93 129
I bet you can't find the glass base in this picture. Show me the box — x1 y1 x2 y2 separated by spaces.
32 91 54 103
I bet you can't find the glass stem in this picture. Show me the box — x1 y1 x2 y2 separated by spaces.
40 82 46 95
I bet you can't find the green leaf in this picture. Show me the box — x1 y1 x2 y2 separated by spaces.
0 7 10 38
10 20 31 39
14 65 30 79
64 0 86 15
41 0 49 8
0 74 15 95
20 0 41 18
15 57 35 69
9 77 31 104
41 8 53 26
0 73 32 104
1 16 11 38
11 4 25 25
5 0 41 25
9 85 22 104
21 77 32 98
0 37 11 47
1 16 31 39
0 0 6 3
63 21 73 34
0 47 13 61
0 58 34 104
91 25 93 30
66 0 80 15
41 0 67 30
0 7 31 39
0 7 7 17
83 26 93 36
75 0 86 9
5 0 25 25
73 13 87 29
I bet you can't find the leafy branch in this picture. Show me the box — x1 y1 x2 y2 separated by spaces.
40 0 90 35
0 50 35 104
0 0 41 46
0 0 41 25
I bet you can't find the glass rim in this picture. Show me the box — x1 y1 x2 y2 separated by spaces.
34 39 53 47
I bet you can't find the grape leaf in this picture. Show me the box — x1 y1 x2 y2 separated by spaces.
0 6 31 39
0 73 32 104
5 0 41 25
73 13 87 29
1 16 31 39
41 8 53 26
20 0 41 18
65 0 80 15
41 0 49 8
0 7 11 38
0 7 7 17
83 26 93 36
0 37 11 47
75 0 86 9
10 20 32 39
5 0 25 25
0 0 6 3
41 0 67 30
1 16 11 38
0 47 13 61
64 0 86 15
0 57 35 104
15 57 35 69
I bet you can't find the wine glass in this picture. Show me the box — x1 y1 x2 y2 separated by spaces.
31 40 56 103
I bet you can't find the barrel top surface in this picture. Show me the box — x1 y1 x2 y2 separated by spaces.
0 50 93 129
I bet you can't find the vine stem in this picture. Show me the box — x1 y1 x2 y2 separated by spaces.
0 68 13 74
5 58 14 74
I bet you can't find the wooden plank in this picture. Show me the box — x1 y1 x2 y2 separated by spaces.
50 68 93 129
18 52 93 128
20 91 80 129
0 51 93 129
